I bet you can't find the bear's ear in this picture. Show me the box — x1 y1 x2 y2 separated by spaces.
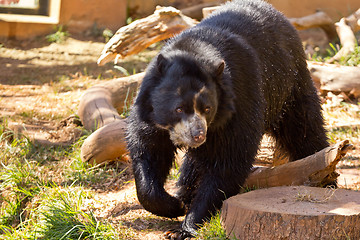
156 53 168 74
214 59 225 77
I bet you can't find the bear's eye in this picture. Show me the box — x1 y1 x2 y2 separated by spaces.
204 107 211 114
175 107 183 113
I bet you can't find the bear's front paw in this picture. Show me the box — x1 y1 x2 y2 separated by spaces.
164 229 193 240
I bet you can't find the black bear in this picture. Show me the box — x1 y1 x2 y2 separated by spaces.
126 0 329 239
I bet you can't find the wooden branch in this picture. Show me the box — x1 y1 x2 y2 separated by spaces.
288 11 337 40
78 72 144 131
307 61 360 97
245 140 351 188
344 8 360 34
221 186 360 239
97 6 198 66
327 18 358 63
327 8 360 63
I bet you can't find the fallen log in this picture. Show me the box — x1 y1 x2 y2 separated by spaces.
288 11 337 40
78 73 144 164
81 120 128 165
77 72 144 131
307 61 360 97
245 140 351 188
221 186 360 240
97 6 198 66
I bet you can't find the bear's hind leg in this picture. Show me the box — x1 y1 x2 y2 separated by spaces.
271 91 329 161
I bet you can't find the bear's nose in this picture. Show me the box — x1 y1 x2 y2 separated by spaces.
193 131 205 143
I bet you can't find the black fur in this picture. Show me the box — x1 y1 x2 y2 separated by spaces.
126 0 329 239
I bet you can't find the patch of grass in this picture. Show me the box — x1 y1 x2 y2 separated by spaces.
295 186 337 203
0 156 44 228
103 28 113 43
45 25 70 43
196 212 236 240
120 88 137 119
0 125 133 239
310 43 360 66
36 187 119 240
62 135 130 189
327 126 360 144
1 186 125 240
114 65 130 76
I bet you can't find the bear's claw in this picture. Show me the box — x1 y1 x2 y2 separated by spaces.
164 229 193 240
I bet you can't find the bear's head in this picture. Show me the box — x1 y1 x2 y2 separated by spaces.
149 53 224 148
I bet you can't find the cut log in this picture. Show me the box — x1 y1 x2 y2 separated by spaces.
78 73 144 164
221 186 360 240
81 120 128 165
77 72 144 131
245 140 351 188
97 6 198 66
307 61 360 97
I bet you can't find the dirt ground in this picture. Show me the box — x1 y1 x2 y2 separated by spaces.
1 34 359 239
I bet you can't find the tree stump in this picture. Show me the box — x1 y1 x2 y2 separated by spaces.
221 186 360 240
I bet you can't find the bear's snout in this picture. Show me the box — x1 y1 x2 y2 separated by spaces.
193 130 205 144
169 113 207 148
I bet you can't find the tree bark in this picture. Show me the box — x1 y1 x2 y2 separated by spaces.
221 186 360 240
